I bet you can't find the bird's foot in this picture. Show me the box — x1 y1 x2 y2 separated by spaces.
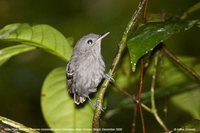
92 101 106 112
86 96 105 112
104 73 115 82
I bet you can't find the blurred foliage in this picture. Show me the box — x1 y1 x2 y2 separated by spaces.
176 119 200 133
0 0 200 133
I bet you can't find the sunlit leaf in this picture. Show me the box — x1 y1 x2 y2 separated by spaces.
41 67 94 133
0 116 39 133
0 23 72 61
0 44 36 66
127 20 198 72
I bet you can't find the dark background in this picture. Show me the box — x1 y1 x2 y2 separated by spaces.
0 0 199 132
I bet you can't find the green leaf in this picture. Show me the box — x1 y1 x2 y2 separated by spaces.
127 20 198 72
0 44 36 66
0 116 39 133
41 67 93 133
171 89 200 119
0 23 72 61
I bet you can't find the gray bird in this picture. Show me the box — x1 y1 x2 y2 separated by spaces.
66 32 110 105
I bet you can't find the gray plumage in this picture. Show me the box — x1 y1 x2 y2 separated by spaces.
66 32 109 105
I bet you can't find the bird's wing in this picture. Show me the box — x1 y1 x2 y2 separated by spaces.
67 62 86 105
66 62 75 93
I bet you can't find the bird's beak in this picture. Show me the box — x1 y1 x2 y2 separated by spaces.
96 32 110 42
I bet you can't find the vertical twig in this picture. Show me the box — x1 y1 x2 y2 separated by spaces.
92 0 148 132
150 51 169 131
132 0 148 132
139 103 146 133
132 100 139 133
132 59 145 133
142 0 148 22
162 45 200 82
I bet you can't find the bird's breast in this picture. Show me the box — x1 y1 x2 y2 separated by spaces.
76 54 105 87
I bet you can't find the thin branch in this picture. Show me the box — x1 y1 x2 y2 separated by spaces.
137 60 144 100
132 0 148 132
111 82 133 99
92 0 148 131
162 45 200 82
150 57 157 110
132 101 139 133
139 104 146 133
150 51 169 131
132 59 145 133
142 0 148 22
0 116 39 133
142 101 170 131
141 103 152 113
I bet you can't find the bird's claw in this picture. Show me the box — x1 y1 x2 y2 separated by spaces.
86 96 105 112
104 74 115 82
93 101 106 112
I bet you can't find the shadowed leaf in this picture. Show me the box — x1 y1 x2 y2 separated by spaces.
127 20 198 71
0 44 36 66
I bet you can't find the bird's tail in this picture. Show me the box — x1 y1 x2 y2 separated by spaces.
74 93 86 105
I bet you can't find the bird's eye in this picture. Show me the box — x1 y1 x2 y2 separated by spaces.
87 39 93 44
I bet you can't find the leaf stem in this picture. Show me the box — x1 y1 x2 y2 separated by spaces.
132 59 145 133
162 45 200 82
111 82 133 99
141 103 151 113
0 116 39 133
139 104 146 133
92 0 148 131
150 51 169 131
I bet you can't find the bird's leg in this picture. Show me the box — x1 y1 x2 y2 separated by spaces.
86 96 105 112
104 73 115 82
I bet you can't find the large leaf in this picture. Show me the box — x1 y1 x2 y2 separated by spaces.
0 44 36 66
41 67 94 133
0 116 39 133
0 23 72 61
171 89 200 119
127 20 198 71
